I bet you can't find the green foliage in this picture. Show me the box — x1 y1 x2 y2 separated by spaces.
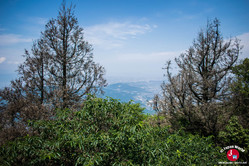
232 58 249 96
230 58 249 129
1 96 224 165
218 116 249 160
219 116 249 147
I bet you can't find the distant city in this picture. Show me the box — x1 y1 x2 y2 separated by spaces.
101 80 163 114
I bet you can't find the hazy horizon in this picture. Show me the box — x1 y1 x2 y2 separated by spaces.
1 0 249 86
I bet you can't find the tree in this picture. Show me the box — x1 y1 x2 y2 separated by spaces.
0 39 52 145
154 18 241 137
0 2 106 144
38 2 107 109
0 79 50 145
230 58 249 128
2 2 107 110
18 39 50 105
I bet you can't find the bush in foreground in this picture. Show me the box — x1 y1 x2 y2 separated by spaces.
0 96 224 165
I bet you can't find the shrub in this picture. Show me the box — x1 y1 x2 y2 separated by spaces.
218 116 249 161
0 96 224 165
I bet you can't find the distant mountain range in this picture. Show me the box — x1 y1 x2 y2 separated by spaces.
101 81 163 114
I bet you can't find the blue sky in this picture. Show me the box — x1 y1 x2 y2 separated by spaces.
0 0 249 87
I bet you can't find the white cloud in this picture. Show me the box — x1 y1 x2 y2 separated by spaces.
0 34 32 46
28 17 48 25
115 51 180 62
7 60 22 65
237 32 249 59
85 22 156 49
0 57 6 64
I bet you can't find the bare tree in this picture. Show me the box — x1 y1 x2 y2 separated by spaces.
0 2 107 144
41 3 106 109
0 79 49 145
177 19 240 104
17 2 107 109
154 18 241 137
0 39 52 145
18 39 50 105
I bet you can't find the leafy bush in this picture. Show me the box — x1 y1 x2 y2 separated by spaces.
0 96 224 165
218 116 249 161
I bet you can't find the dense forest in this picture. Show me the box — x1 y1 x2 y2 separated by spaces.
0 2 248 165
